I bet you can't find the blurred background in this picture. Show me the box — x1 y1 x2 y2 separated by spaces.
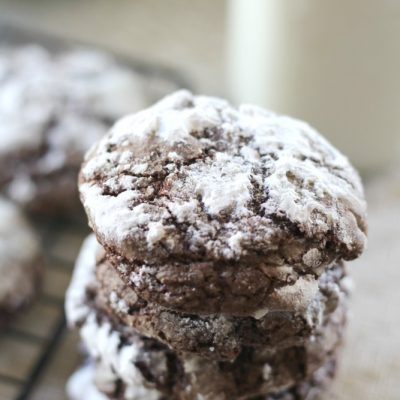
0 1 399 399
2 0 399 171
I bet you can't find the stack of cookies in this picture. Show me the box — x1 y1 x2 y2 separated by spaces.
66 90 367 400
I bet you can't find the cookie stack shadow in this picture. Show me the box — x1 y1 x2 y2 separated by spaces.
65 90 367 400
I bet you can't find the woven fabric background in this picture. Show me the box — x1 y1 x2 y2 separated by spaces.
331 168 400 399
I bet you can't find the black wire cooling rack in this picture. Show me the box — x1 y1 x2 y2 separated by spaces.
0 217 87 400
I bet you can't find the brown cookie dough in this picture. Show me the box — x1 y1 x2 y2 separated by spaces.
80 90 367 270
95 245 349 361
0 45 147 214
0 197 42 327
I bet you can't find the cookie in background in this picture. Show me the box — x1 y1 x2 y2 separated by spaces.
0 196 42 329
0 45 147 216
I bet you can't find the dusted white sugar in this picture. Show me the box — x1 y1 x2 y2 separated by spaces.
79 313 163 400
67 363 109 400
240 145 260 163
94 362 120 395
129 265 154 287
109 291 129 314
146 222 166 248
167 151 182 161
166 200 198 223
191 153 252 216
81 185 148 241
80 89 367 264
227 232 244 256
132 163 148 175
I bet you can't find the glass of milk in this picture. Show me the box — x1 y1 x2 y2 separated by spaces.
227 0 400 172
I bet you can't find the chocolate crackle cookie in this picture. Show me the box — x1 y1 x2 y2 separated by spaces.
0 197 42 328
80 89 366 315
0 45 147 214
66 243 346 400
68 90 367 400
70 234 350 360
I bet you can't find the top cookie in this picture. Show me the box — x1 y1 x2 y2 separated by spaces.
0 45 147 213
80 90 367 268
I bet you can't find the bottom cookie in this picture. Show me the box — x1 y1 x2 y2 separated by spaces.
67 294 344 400
67 357 336 400
66 235 347 400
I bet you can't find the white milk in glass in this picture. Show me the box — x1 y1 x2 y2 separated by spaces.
227 0 400 171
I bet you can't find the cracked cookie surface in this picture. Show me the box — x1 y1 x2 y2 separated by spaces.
80 90 367 270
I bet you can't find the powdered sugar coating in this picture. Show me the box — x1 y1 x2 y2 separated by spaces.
80 90 367 267
0 197 41 310
79 313 163 400
67 363 109 400
0 45 147 212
